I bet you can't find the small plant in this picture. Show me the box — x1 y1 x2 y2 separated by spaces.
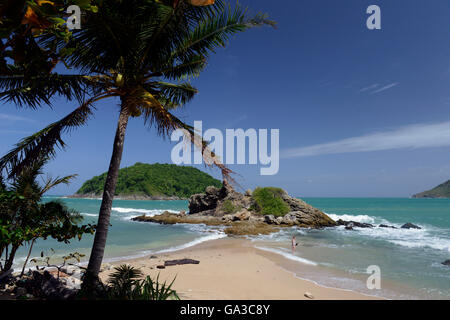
138 274 180 301
30 249 86 279
107 264 142 300
252 187 290 217
221 200 238 214
107 264 179 300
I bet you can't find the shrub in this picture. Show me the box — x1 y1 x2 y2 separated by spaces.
107 265 179 300
252 187 290 217
221 200 238 214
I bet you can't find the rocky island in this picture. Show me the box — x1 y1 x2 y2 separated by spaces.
132 182 337 235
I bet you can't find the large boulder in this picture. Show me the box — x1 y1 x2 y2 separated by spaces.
188 185 221 214
284 210 336 228
280 192 336 227
264 215 277 225
189 181 254 216
232 209 252 221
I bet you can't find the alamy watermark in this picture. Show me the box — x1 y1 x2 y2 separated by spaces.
366 265 381 290
63 4 383 31
367 5 381 30
170 121 280 176
67 5 82 30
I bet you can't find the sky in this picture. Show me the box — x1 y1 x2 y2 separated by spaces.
2 0 450 197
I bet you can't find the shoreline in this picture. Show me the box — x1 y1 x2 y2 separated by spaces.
66 194 187 201
98 237 383 300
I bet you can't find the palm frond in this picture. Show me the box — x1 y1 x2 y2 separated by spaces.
155 55 207 80
0 74 100 108
0 92 115 178
128 88 233 183
171 3 276 64
40 174 78 196
145 81 198 108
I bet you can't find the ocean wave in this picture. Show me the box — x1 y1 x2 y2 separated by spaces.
157 232 227 254
327 213 380 224
255 246 318 266
256 211 450 253
81 212 98 217
112 207 178 214
336 220 450 252
249 227 306 242
112 207 179 221
389 238 450 252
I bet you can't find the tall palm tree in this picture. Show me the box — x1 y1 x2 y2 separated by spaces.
0 0 274 288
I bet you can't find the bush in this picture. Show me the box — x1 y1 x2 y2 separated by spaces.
252 187 290 217
107 265 179 300
221 200 238 214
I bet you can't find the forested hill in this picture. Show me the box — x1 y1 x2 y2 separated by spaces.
412 180 450 199
75 163 222 199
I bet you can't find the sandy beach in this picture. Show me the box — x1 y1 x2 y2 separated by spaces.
99 237 380 300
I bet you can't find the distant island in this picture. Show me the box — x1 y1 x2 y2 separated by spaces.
412 180 450 198
72 163 222 200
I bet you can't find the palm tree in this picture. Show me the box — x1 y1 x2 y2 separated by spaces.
0 0 274 288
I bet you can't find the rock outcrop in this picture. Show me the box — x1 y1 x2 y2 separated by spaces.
134 183 337 235
401 223 421 230
19 271 78 300
379 224 397 229
336 219 374 229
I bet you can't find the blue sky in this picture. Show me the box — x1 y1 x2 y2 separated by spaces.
2 0 450 197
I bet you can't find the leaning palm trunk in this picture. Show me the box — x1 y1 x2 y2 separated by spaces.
20 239 35 278
85 103 130 285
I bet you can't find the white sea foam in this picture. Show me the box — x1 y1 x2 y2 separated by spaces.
327 213 379 224
112 207 178 214
254 211 450 253
255 246 318 266
249 226 306 242
112 207 179 221
81 212 98 217
328 215 450 253
389 238 450 252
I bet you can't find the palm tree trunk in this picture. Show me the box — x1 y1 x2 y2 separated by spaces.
84 103 130 287
4 244 19 272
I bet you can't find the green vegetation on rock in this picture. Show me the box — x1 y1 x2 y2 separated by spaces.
76 163 222 198
251 187 290 217
413 180 450 198
221 200 240 214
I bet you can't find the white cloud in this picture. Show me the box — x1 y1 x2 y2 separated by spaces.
0 113 35 123
359 84 379 92
282 121 450 158
370 82 399 94
225 114 248 128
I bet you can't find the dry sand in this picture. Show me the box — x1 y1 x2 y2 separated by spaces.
99 237 381 300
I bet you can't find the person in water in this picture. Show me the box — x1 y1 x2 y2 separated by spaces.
292 235 298 253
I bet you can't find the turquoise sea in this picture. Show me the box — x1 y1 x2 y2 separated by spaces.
253 198 450 299
14 197 450 299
